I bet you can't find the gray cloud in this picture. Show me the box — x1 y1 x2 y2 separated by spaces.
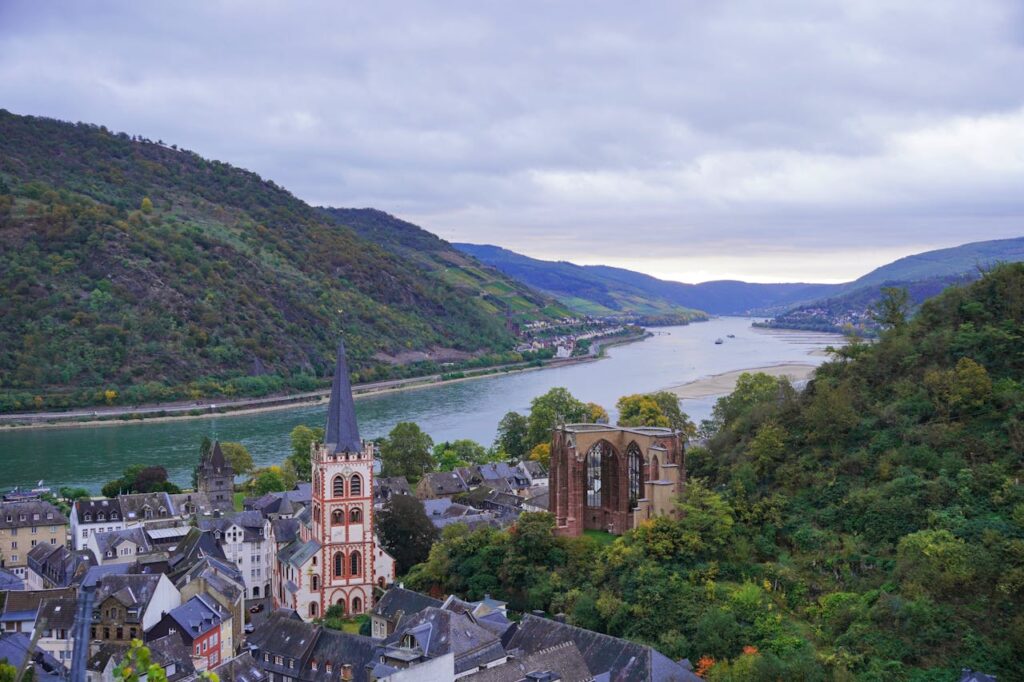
2 0 1023 282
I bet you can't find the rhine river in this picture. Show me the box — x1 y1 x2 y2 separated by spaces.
0 318 843 492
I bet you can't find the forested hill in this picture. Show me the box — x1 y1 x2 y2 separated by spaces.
0 110 540 411
407 264 1024 679
320 208 573 321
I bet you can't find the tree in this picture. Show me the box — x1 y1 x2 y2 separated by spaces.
616 394 670 428
495 411 529 459
587 402 609 424
527 388 589 448
380 422 434 481
219 442 254 475
59 486 90 503
648 391 695 436
871 286 910 330
248 467 288 495
676 478 735 552
140 197 154 213
376 494 438 575
529 443 551 467
288 425 323 481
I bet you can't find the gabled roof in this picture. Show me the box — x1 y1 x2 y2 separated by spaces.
383 607 505 674
271 518 300 544
324 340 362 455
117 492 176 521
506 615 701 682
165 594 225 640
303 629 376 682
94 574 163 610
213 653 266 682
74 498 122 523
0 500 66 529
36 597 77 630
93 526 153 557
371 587 442 622
1 588 76 622
462 641 593 682
0 567 24 591
168 528 227 577
147 634 198 681
277 539 321 569
421 471 470 496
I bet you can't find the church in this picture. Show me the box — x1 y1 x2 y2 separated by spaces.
273 342 396 619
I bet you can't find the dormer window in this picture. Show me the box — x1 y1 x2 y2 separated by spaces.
98 513 105 522
325 663 332 674
111 512 119 520
46 512 53 520
311 660 318 671
401 634 416 649
84 514 92 522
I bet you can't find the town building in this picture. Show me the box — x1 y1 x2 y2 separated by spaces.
87 526 155 565
369 586 442 639
90 573 181 644
147 594 229 670
548 424 686 536
415 471 470 500
34 596 77 668
517 461 548 488
0 587 76 635
72 499 125 551
176 556 245 660
273 341 395 620
0 499 68 578
26 542 92 589
200 510 274 599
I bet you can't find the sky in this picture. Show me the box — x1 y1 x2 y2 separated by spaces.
1 1 1023 283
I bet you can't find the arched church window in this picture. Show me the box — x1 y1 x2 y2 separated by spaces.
349 508 362 524
351 596 362 613
349 551 361 577
349 474 362 497
626 442 644 509
332 509 343 526
333 552 344 577
333 476 345 498
586 442 611 508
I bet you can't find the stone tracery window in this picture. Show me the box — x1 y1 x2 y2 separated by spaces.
626 442 644 509
586 441 612 508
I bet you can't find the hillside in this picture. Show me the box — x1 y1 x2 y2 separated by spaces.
320 208 573 322
0 110 549 411
455 243 805 317
406 264 1024 679
764 236 1024 333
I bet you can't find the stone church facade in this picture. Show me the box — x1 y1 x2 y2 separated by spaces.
548 424 686 536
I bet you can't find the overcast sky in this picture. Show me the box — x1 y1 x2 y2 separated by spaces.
2 1 1023 283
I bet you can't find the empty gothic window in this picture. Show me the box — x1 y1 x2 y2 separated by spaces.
349 508 362 524
333 552 344 577
332 476 345 498
626 442 644 509
349 551 361 576
349 475 362 497
586 443 606 508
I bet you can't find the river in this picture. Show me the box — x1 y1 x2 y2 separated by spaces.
0 318 843 492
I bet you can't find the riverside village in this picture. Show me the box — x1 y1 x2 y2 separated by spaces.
0 342 699 682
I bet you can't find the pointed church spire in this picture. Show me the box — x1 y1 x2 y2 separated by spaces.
325 340 362 454
210 441 226 469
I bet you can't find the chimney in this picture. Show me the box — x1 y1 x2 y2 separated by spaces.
340 664 353 681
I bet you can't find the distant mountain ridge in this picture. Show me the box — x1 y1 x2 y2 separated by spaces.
454 243 839 315
456 237 1024 324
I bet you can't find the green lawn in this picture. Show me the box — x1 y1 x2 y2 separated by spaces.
583 529 617 546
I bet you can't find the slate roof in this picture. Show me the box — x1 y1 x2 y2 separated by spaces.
74 498 122 524
372 587 442 622
200 511 267 543
0 500 66 529
519 461 547 479
169 492 218 517
93 574 162 611
166 594 225 640
420 471 470 496
1 588 76 623
303 628 376 682
463 641 594 682
278 539 321 569
117 492 176 521
36 597 77 630
506 614 701 682
86 642 130 674
147 634 198 681
324 340 363 454
176 555 246 594
374 476 412 504
0 632 63 677
248 611 320 677
525 489 550 510
271 518 300 544
213 652 266 682
382 606 506 674
26 544 93 588
960 670 998 682
0 567 23 591
167 528 227 577
246 485 312 518
93 526 153 557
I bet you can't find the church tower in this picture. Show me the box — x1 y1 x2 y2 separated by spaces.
308 341 377 616
197 440 235 513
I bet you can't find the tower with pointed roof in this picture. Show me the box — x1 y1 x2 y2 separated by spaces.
305 341 380 617
197 441 235 513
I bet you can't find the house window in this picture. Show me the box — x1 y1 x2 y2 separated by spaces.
196 644 200 655
311 660 318 671
98 513 105 522
332 476 345 498
326 664 332 674
349 474 362 497
275 656 283 665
